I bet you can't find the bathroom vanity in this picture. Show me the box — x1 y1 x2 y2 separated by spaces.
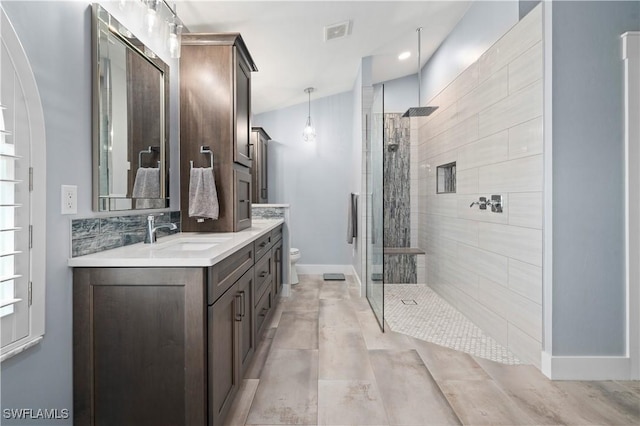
69 220 284 426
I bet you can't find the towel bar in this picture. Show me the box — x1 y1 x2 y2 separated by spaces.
190 146 214 169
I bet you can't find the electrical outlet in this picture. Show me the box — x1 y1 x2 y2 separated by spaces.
61 185 77 215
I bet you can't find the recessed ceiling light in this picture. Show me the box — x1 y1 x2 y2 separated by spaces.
398 51 411 61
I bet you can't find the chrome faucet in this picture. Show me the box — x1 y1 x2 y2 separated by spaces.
146 214 178 244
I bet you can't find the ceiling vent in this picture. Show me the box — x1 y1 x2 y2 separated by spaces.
324 20 352 42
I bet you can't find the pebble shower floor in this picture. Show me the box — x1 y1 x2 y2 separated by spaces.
385 284 522 365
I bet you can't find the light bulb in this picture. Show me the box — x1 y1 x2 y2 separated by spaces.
302 117 316 143
168 21 183 58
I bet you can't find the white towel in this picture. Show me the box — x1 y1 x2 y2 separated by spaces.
132 168 163 209
189 167 219 220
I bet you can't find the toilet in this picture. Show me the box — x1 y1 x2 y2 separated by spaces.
290 247 301 285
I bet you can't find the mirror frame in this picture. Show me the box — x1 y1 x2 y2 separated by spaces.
91 3 170 211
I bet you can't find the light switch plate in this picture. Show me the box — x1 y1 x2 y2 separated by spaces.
61 185 77 214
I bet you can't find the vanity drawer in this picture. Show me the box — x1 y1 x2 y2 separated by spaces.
253 251 272 305
254 287 273 335
254 232 272 260
271 225 283 244
208 242 254 305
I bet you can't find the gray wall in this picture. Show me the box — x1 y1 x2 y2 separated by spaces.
253 91 354 266
378 73 418 114
0 1 179 423
420 0 519 105
551 0 639 356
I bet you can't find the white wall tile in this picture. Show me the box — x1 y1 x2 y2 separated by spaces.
426 194 458 217
456 168 479 194
457 130 509 171
457 67 509 123
508 258 542 304
441 258 479 298
508 41 543 94
478 222 542 266
508 290 542 341
478 154 543 193
440 216 479 247
508 323 541 367
508 116 543 160
508 192 542 229
477 3 542 82
477 276 510 319
459 243 509 285
478 80 543 138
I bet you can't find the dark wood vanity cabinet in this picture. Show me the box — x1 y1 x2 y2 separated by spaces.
180 33 258 233
251 127 270 204
73 225 283 426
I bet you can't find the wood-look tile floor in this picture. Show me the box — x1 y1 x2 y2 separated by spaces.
225 275 640 426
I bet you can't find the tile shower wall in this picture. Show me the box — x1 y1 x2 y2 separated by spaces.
417 5 543 366
383 113 411 247
71 211 180 257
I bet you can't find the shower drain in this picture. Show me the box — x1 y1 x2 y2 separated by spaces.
401 299 418 305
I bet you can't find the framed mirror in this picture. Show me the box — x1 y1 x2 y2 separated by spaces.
92 4 170 211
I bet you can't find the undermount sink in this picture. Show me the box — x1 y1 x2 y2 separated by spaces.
154 237 232 252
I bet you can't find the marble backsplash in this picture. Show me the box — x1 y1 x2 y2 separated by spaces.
71 211 180 257
252 206 286 220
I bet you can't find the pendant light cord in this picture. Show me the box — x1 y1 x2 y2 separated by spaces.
417 27 422 108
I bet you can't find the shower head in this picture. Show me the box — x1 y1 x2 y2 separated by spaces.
387 143 399 152
402 106 438 118
402 27 439 118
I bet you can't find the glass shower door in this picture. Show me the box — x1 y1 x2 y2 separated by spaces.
366 84 384 330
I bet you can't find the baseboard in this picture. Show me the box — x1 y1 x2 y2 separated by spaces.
296 264 354 275
541 351 633 380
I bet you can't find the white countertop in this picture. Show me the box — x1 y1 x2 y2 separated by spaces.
68 219 284 268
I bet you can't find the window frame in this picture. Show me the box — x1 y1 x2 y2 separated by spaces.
0 7 46 362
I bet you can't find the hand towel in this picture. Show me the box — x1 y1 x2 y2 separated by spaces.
189 167 219 220
132 167 163 209
347 193 358 244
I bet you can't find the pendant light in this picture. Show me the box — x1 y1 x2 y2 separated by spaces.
402 27 438 118
302 87 316 142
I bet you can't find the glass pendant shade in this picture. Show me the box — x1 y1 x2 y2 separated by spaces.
303 116 316 142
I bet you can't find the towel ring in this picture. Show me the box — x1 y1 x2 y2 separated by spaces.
138 146 158 167
190 146 214 169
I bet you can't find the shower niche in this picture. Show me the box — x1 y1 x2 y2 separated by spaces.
436 162 456 194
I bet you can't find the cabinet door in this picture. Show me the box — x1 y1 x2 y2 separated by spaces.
234 167 252 231
73 268 207 426
259 135 268 203
209 283 240 426
234 52 251 167
236 268 255 376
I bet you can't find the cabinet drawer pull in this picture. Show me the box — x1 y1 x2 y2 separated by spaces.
240 291 246 317
259 242 267 248
259 307 269 317
234 294 242 322
259 271 268 278
239 200 249 203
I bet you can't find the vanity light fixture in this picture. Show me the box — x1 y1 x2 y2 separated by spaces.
302 87 316 143
167 3 183 59
144 0 160 33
